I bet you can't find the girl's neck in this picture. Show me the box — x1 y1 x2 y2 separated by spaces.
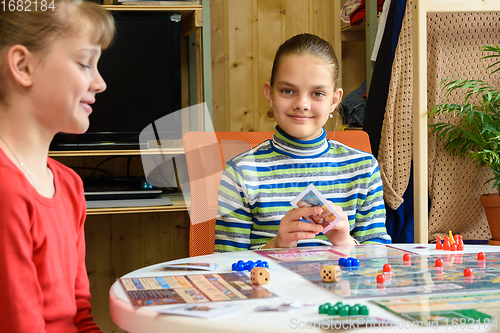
0 111 55 197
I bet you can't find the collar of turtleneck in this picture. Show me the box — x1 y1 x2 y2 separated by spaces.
270 126 330 158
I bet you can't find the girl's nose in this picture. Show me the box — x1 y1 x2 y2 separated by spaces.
293 94 311 111
91 70 107 93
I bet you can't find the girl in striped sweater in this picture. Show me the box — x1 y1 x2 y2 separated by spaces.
215 33 391 252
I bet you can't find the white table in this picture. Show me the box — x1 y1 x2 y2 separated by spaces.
109 244 500 333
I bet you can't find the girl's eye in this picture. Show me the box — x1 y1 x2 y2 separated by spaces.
281 89 293 95
79 63 91 70
313 92 325 97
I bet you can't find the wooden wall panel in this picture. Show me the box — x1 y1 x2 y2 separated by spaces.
211 0 342 133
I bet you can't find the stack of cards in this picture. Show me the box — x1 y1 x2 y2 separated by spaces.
291 184 342 233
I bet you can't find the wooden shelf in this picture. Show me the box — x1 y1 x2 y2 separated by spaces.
86 193 189 215
49 147 184 157
104 5 202 36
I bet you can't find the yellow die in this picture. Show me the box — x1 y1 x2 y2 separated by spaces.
321 265 341 283
250 267 270 285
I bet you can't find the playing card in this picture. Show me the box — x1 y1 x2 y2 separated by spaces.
290 184 342 233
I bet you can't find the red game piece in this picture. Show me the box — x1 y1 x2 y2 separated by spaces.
435 236 443 250
457 241 464 251
443 237 450 250
383 264 392 274
376 274 385 284
435 258 443 268
403 254 411 262
454 234 459 244
477 252 485 260
450 243 457 251
458 235 464 250
464 268 473 277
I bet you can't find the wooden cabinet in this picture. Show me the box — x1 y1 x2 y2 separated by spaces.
49 3 211 332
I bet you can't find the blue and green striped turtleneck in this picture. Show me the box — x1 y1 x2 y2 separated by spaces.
215 126 391 252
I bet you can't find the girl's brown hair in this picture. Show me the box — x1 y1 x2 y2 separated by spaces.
269 33 340 88
0 0 115 104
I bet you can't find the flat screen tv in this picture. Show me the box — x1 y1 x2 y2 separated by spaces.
51 10 182 150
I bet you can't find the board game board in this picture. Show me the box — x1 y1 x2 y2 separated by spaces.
372 291 500 328
255 244 416 262
120 272 277 306
281 252 500 298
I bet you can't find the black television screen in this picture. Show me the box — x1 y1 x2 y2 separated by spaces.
51 10 182 150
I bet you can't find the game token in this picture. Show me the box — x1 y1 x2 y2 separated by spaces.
360 306 369 316
454 234 459 244
477 252 486 260
349 304 360 316
351 258 360 269
339 305 350 317
435 258 443 268
443 237 450 250
383 264 392 274
464 268 473 277
458 235 465 250
318 304 327 314
449 231 455 244
327 305 338 316
450 243 457 251
376 274 385 284
435 236 443 250
335 302 344 308
403 254 411 262
457 241 464 251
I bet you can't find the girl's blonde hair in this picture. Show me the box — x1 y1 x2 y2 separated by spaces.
0 0 115 104
270 33 340 89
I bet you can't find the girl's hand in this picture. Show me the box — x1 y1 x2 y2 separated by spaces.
323 201 356 245
263 207 324 249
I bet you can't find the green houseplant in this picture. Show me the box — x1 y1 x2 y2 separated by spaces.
429 44 500 244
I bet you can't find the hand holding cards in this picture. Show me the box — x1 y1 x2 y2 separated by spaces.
290 184 342 233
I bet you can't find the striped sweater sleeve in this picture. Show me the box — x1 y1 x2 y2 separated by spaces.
352 157 392 244
215 160 253 252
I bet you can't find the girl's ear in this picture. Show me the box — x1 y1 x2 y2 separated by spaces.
263 81 273 109
6 45 35 88
330 87 344 112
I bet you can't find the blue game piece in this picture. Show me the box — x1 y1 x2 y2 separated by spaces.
245 261 255 271
238 260 245 265
345 258 352 268
234 262 245 271
261 261 269 268
231 263 238 271
255 260 262 266
338 258 346 267
351 258 360 269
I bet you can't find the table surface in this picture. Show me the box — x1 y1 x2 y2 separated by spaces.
109 244 500 333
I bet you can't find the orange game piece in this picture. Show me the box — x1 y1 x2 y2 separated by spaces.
443 237 450 250
458 235 464 250
450 243 457 251
403 254 411 262
457 241 464 251
464 268 473 277
454 234 459 244
435 236 443 250
383 264 392 274
435 258 443 268
477 252 486 260
376 274 385 284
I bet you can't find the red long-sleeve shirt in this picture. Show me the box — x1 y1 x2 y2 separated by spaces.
0 148 101 333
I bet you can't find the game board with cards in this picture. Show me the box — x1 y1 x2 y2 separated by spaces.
278 250 500 299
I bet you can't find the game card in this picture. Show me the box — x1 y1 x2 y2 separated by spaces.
290 184 342 233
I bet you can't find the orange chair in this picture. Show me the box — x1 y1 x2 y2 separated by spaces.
182 130 372 257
